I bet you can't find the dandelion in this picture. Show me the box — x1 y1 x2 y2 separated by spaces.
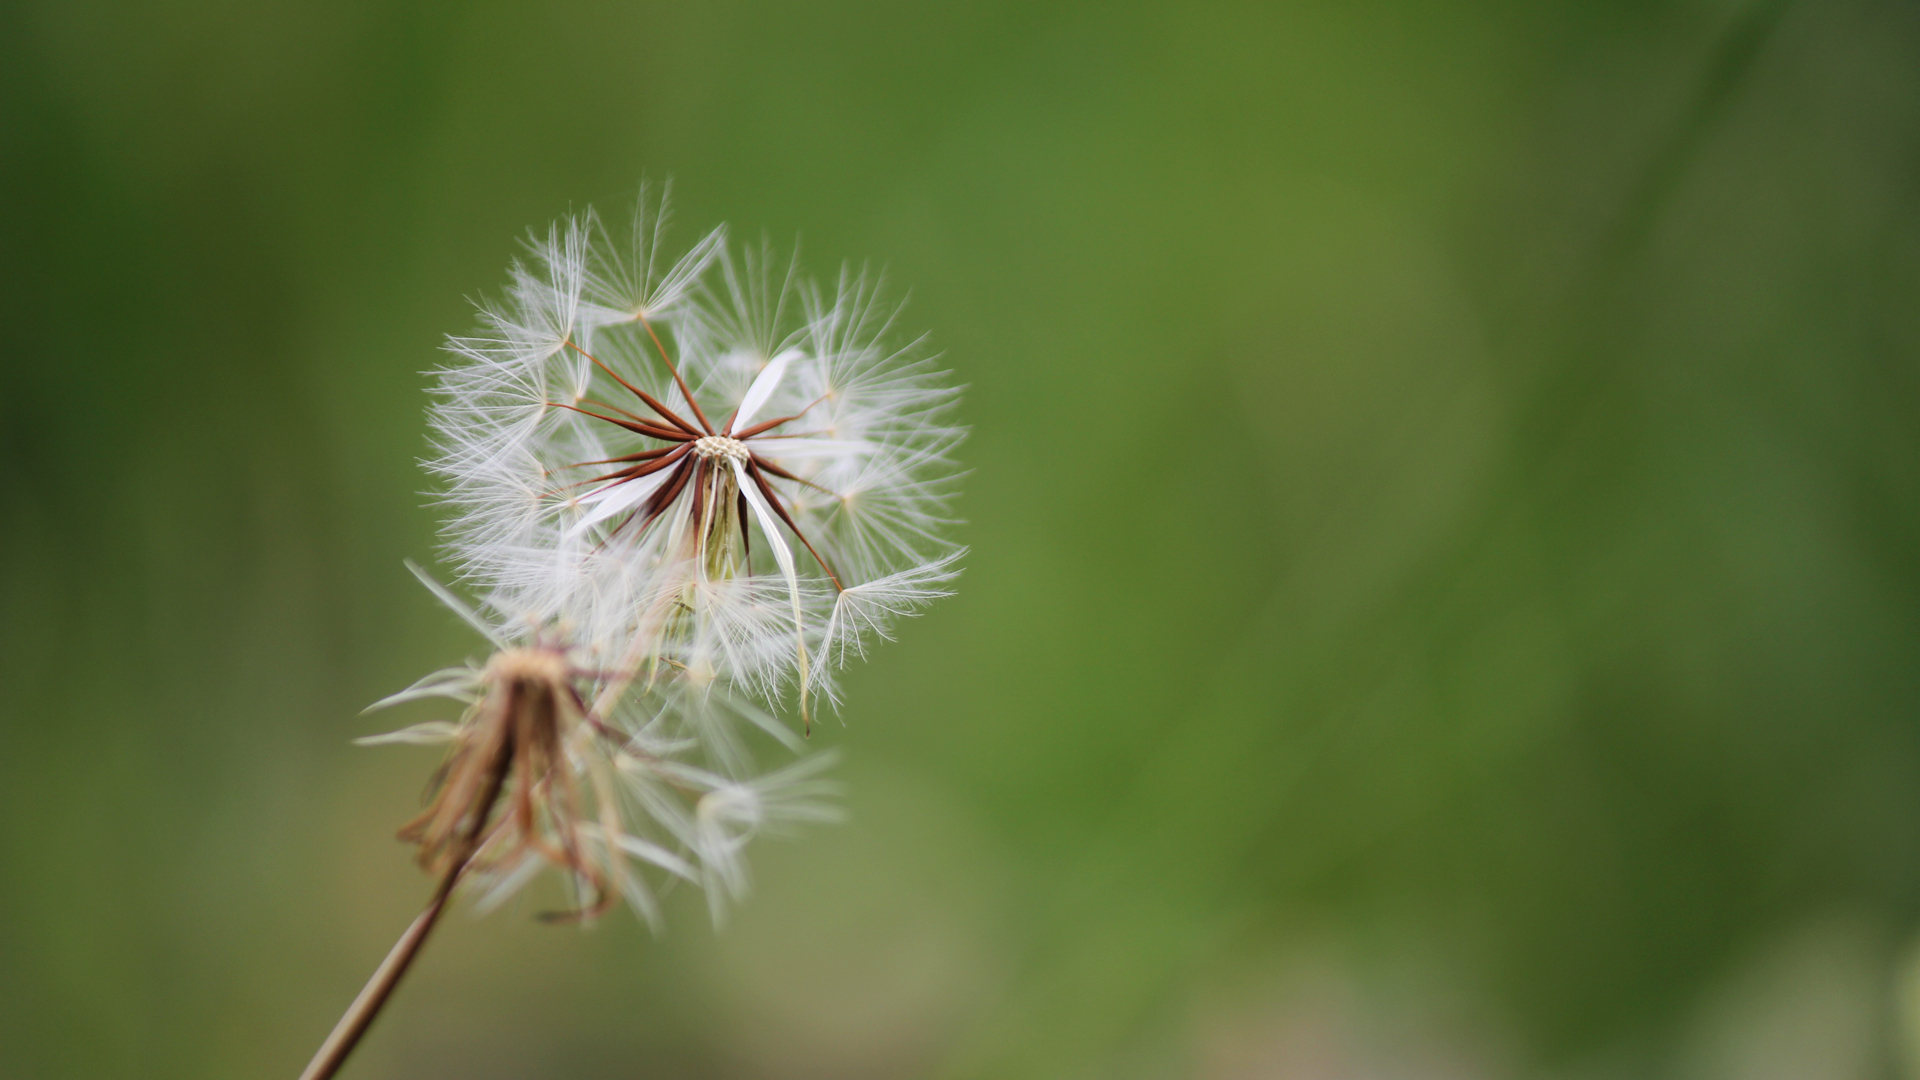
296 187 962 1080
427 183 964 721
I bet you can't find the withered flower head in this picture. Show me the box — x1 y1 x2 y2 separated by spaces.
398 647 588 894
362 574 838 927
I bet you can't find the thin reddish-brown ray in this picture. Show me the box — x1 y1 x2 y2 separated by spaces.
578 397 651 424
745 460 844 591
593 454 695 549
545 447 683 494
610 418 698 441
630 423 696 442
565 340 702 435
687 458 711 533
560 684 651 757
734 414 802 439
561 683 602 730
749 453 840 497
565 446 678 469
642 456 697 526
579 443 692 486
735 390 831 440
720 408 738 436
579 398 704 443
736 490 752 566
551 402 693 442
633 314 714 434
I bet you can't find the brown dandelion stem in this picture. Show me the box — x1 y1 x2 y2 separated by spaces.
296 744 513 1080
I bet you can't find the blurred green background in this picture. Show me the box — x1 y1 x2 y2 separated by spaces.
5 0 1920 1076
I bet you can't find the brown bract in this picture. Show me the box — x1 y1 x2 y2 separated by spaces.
400 645 618 920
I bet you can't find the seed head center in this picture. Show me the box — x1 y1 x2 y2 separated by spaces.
692 435 750 463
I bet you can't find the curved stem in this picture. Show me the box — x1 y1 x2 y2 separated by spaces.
297 751 511 1080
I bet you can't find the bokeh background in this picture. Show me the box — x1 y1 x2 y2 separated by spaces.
5 0 1920 1077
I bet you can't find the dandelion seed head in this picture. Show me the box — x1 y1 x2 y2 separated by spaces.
371 186 962 928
